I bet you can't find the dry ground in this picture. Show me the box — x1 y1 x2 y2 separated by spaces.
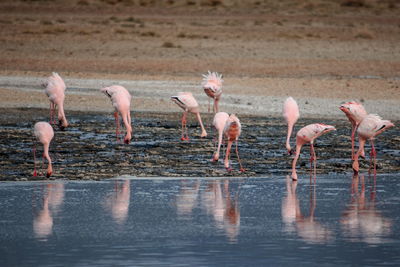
0 0 399 119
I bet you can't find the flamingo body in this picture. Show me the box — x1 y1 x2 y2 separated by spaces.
212 112 229 161
202 71 223 113
171 92 207 140
223 114 244 171
352 114 394 174
283 97 300 154
340 101 368 159
291 123 336 181
101 85 132 144
43 72 68 129
34 122 54 177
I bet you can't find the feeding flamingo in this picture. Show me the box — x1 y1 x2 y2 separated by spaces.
283 97 300 155
212 112 229 162
223 114 244 172
291 123 336 181
101 85 132 144
202 71 223 113
171 92 207 141
339 101 368 159
352 114 394 175
33 122 54 178
43 72 68 130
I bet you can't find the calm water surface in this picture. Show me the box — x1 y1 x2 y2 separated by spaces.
1 174 400 266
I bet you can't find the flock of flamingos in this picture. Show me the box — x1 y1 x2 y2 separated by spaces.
33 72 395 180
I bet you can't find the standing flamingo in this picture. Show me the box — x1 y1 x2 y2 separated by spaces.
212 112 229 162
202 71 223 113
283 97 300 155
291 123 336 181
101 85 132 144
33 122 54 178
43 72 68 130
339 101 368 159
171 92 207 141
223 114 244 172
352 114 394 175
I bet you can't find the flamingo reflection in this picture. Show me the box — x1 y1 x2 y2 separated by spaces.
282 176 333 244
104 180 131 225
341 174 392 244
200 180 240 242
176 179 200 216
33 183 65 240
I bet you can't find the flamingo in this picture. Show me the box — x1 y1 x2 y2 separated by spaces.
283 97 300 155
352 114 394 175
212 112 229 162
101 85 132 144
223 114 244 172
33 122 54 178
202 71 223 113
43 72 68 130
291 123 336 181
171 92 207 141
339 101 368 159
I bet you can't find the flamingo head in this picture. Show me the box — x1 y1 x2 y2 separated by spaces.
58 119 68 130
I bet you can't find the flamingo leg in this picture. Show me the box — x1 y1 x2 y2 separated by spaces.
235 140 245 172
311 143 317 182
33 143 37 177
370 140 377 177
114 111 120 143
351 124 356 160
225 140 233 172
180 112 189 141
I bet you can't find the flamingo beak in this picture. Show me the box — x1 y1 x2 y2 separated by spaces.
46 171 52 178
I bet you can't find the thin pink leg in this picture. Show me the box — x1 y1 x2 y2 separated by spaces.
181 112 189 141
371 140 377 177
235 141 245 172
351 125 356 160
33 144 37 177
114 112 120 143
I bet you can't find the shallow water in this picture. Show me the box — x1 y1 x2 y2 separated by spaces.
1 174 400 266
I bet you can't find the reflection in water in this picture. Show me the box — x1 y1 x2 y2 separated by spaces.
175 179 241 242
200 180 240 243
32 183 64 240
282 176 333 244
341 174 392 244
176 180 200 216
104 180 131 225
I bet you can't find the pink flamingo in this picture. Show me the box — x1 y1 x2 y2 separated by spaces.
339 101 368 159
43 72 68 130
202 71 223 113
212 112 229 162
291 123 336 181
171 92 207 141
352 114 394 175
223 114 245 172
101 85 132 144
33 122 54 178
283 97 300 155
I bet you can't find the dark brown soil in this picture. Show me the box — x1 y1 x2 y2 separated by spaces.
0 108 398 181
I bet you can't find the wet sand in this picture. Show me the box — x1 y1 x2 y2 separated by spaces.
0 108 398 181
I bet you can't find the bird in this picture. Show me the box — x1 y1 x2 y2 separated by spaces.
202 71 223 113
171 92 207 141
291 123 336 181
339 101 368 159
283 97 300 155
101 85 132 144
223 114 244 172
352 114 394 175
211 112 229 162
42 72 68 130
33 122 54 178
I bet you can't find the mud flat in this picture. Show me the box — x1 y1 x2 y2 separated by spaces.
0 108 398 181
